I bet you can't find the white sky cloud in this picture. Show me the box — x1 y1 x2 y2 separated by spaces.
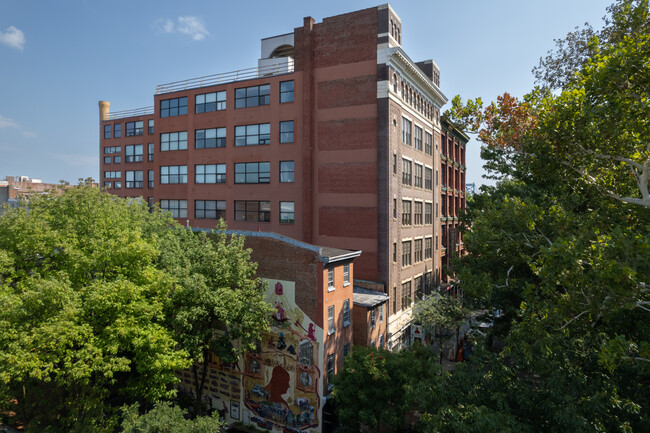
0 26 26 50
0 115 19 129
156 16 209 41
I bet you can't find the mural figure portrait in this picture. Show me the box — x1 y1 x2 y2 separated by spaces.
265 365 291 408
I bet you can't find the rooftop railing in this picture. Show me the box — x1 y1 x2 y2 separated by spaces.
155 59 295 95
106 106 154 121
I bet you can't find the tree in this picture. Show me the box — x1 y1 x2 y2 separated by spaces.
120 402 223 433
413 294 468 364
157 224 272 415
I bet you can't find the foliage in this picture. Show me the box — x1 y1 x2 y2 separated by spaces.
120 402 223 433
413 294 468 363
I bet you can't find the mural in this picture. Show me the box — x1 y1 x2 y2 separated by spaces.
244 279 323 433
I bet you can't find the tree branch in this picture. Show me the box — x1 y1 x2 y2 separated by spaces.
558 309 590 330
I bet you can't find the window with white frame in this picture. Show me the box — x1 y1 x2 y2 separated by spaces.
379 304 383 322
402 240 412 267
343 264 350 286
414 126 422 151
328 268 334 290
425 131 432 155
402 158 412 185
414 163 423 188
370 308 376 329
343 299 350 327
402 117 412 145
328 306 335 335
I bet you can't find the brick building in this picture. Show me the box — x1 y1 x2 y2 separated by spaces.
0 176 63 214
99 4 452 350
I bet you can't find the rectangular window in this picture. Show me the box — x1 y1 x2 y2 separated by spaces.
414 163 423 188
114 123 121 138
401 281 411 310
328 306 335 335
160 165 187 184
235 123 270 146
280 201 294 224
425 167 433 190
148 170 154 188
125 121 143 136
393 287 397 314
195 200 226 220
415 275 423 300
425 202 433 225
114 181 121 189
402 159 412 186
195 128 226 149
343 299 350 327
402 240 412 267
195 91 226 113
414 126 422 151
425 237 432 259
125 144 143 163
104 171 120 179
113 155 121 164
103 156 111 164
235 84 270 108
104 146 120 154
195 164 226 184
160 97 187 118
379 304 383 323
343 264 350 286
393 153 397 174
328 268 334 290
414 201 423 225
148 120 154 134
343 344 350 357
160 131 188 151
160 199 187 218
103 181 112 188
425 132 432 155
280 121 294 143
280 161 294 183
234 200 270 222
414 238 423 263
104 124 111 139
371 339 376 348
234 162 270 184
280 80 294 103
393 242 397 262
402 200 411 226
379 334 384 348
402 117 412 145
327 353 335 385
125 170 143 188
148 143 154 162
370 308 376 329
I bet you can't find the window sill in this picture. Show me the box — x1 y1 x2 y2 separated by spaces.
328 286 335 292
328 329 335 336
343 321 350 328
343 282 350 287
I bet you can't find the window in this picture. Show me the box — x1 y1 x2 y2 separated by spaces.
393 198 397 219
148 143 154 162
113 155 121 164
148 170 154 188
425 237 432 259
195 128 226 148
414 126 422 151
103 124 111 139
160 165 187 184
160 131 187 151
104 146 120 154
379 304 383 322
234 162 270 184
371 339 376 348
195 200 226 219
393 242 397 262
414 163 423 188
103 181 112 188
234 201 270 222
327 353 335 386
148 197 154 211
379 334 384 348
343 299 350 326
279 120 294 143
280 80 294 103
414 239 423 263
402 240 411 267
148 120 154 134
343 344 350 357
401 281 411 310
436 235 439 251
343 264 350 286
425 132 432 155
393 287 397 314
104 171 120 179
125 170 143 188
299 341 313 366
114 181 121 189
328 306 335 335
114 124 121 138
393 153 397 174
195 91 226 113
414 201 423 225
402 159 412 185
160 199 187 218
370 308 376 329
103 156 111 164
195 164 226 184
280 201 294 223
415 276 423 300
328 268 334 290
235 84 270 108
160 97 187 117
425 202 433 224
280 161 294 183
402 200 411 226
125 121 143 136
402 117 412 145
425 167 433 190
235 123 270 146
125 144 143 163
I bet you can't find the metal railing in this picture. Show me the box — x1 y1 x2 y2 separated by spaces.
106 106 154 121
155 60 295 95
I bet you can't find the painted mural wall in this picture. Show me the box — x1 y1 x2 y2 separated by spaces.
177 278 324 433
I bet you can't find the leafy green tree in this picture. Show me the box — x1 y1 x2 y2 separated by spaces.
120 402 223 433
413 294 468 363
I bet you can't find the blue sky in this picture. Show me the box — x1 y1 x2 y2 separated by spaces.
0 0 612 186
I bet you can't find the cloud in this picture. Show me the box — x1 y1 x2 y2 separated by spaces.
0 26 26 50
0 115 19 129
156 16 209 41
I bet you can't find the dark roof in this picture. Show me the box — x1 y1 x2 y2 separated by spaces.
353 285 389 308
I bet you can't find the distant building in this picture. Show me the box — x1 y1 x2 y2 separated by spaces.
99 3 460 352
0 176 61 214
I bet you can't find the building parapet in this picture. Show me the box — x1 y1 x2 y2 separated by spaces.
105 106 154 121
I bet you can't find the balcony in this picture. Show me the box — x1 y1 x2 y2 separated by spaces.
155 58 295 95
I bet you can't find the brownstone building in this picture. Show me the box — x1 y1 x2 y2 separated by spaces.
99 4 453 351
